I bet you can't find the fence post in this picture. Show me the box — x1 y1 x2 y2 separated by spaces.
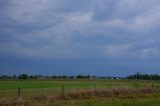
18 86 21 99
94 84 97 91
151 76 154 88
61 85 64 96
151 82 154 88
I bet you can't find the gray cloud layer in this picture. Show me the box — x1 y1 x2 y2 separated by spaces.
1 0 160 75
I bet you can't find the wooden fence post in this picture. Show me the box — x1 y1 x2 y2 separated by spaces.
151 76 154 88
18 86 21 99
61 85 64 96
151 82 154 88
94 84 97 91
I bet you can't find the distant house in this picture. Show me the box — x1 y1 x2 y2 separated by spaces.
89 76 96 80
38 76 47 80
111 77 120 80
115 77 120 80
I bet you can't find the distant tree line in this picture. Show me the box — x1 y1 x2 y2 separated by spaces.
1 73 160 80
126 73 160 80
0 74 96 80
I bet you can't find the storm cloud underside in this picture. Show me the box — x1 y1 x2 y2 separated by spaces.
1 0 160 76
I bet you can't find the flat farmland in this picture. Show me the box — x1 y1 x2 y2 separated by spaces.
1 79 157 90
0 79 160 106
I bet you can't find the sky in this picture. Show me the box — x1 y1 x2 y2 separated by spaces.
1 0 160 76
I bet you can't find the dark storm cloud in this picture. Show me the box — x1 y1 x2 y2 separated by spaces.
1 0 160 75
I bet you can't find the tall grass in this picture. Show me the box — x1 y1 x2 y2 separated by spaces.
66 87 156 100
0 87 157 106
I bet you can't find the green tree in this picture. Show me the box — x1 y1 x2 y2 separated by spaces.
18 74 28 80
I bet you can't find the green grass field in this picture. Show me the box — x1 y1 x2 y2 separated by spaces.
0 79 160 106
1 79 158 90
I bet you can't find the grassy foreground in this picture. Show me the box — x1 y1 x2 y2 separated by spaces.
0 79 160 106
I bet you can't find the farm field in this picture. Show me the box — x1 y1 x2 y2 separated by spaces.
0 79 160 106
